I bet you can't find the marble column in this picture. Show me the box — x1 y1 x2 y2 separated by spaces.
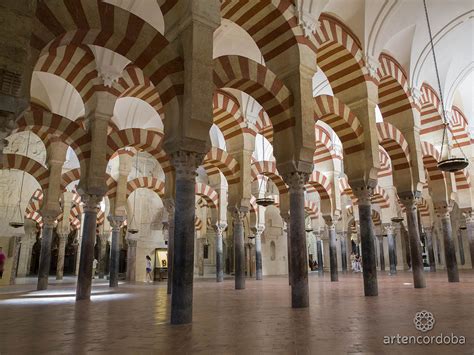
353 187 378 296
400 195 426 288
316 235 323 272
436 206 459 282
457 229 465 266
17 221 36 277
466 213 474 269
385 224 397 275
284 172 310 308
254 226 264 280
341 233 347 272
163 199 175 294
231 207 247 290
324 218 338 281
98 233 108 279
214 222 226 282
197 238 205 277
170 152 202 325
281 213 291 285
55 233 68 280
37 217 56 290
9 236 21 285
108 216 123 288
76 195 101 301
378 236 385 271
424 226 436 272
126 237 138 281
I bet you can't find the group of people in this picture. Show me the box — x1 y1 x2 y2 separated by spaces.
351 253 362 273
90 255 154 283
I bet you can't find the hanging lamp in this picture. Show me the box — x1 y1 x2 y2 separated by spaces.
255 135 275 207
423 0 469 172
10 132 32 228
128 151 139 234
391 216 404 223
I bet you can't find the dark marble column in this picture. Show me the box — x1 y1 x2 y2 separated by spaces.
281 213 292 285
108 216 123 287
283 172 310 308
466 214 474 269
341 233 347 272
324 218 338 281
457 230 465 265
436 206 459 282
400 195 426 288
214 222 226 282
170 152 203 325
378 236 385 271
126 237 138 281
231 207 247 290
424 226 436 272
76 195 101 301
316 236 323 272
98 233 108 279
37 217 56 290
385 224 397 275
254 226 264 280
55 233 68 280
353 187 378 296
163 199 175 294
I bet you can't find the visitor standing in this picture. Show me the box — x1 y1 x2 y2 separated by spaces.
92 258 98 279
145 255 153 283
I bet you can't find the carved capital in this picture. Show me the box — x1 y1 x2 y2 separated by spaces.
353 186 373 206
409 87 422 106
294 0 319 38
108 215 124 231
42 215 56 227
363 55 379 79
126 238 138 248
434 202 451 219
170 151 204 182
214 222 227 236
398 191 420 211
283 171 309 193
383 223 395 235
81 194 103 213
230 206 248 222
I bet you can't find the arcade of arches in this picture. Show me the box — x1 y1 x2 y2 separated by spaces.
0 0 473 352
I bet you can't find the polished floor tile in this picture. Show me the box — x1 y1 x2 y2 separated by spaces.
0 271 473 354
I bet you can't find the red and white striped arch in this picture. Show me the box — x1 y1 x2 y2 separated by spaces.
371 185 390 209
202 147 240 185
304 200 319 219
126 177 165 199
213 90 248 142
251 160 288 195
421 141 445 183
314 123 340 167
32 0 183 115
314 95 364 155
195 183 219 210
3 154 49 191
256 109 274 144
213 55 294 133
420 83 444 136
377 53 415 118
314 14 368 95
306 171 333 215
376 122 411 172
378 147 392 179
451 106 471 149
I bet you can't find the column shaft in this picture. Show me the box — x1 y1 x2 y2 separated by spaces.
126 239 137 281
164 200 175 294
404 201 426 288
439 213 459 282
98 236 107 279
76 196 100 300
56 235 67 280
387 229 397 275
216 230 224 282
255 234 262 280
378 237 385 271
467 220 474 269
109 224 121 287
233 211 245 290
37 221 54 290
341 235 347 272
425 229 436 272
327 224 338 281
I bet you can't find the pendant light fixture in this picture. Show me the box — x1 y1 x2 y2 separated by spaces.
128 150 139 234
10 132 31 228
256 135 275 207
423 0 469 172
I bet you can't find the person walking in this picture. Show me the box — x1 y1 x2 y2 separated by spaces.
145 255 153 283
92 258 98 279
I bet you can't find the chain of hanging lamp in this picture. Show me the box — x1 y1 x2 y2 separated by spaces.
256 134 275 206
423 0 469 171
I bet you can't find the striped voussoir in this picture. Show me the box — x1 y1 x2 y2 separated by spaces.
377 53 416 118
256 109 274 143
34 44 99 111
421 141 444 182
195 183 219 210
220 0 310 64
454 170 470 191
106 175 118 199
31 0 184 114
251 160 288 195
3 154 49 191
314 123 340 165
314 14 367 95
195 216 203 231
451 106 472 149
371 185 390 209
314 95 364 155
126 177 165 199
306 170 333 215
106 128 164 160
420 83 444 136
378 146 392 178
203 147 240 185
109 148 135 162
117 65 164 118
60 168 81 191
25 189 44 225
304 200 319 219
213 90 248 141
418 197 430 218
338 176 356 201
371 209 381 226
213 55 294 133
376 122 410 172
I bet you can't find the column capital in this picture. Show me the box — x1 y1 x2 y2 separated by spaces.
398 191 420 210
434 202 451 219
42 215 56 228
229 206 248 222
108 215 124 231
383 223 395 235
213 222 227 236
282 171 309 193
170 151 204 181
352 186 373 206
251 224 265 238
81 194 103 213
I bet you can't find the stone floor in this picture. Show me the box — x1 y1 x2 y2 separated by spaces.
0 271 473 354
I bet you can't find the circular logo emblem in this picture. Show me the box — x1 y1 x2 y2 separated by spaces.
413 310 435 332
